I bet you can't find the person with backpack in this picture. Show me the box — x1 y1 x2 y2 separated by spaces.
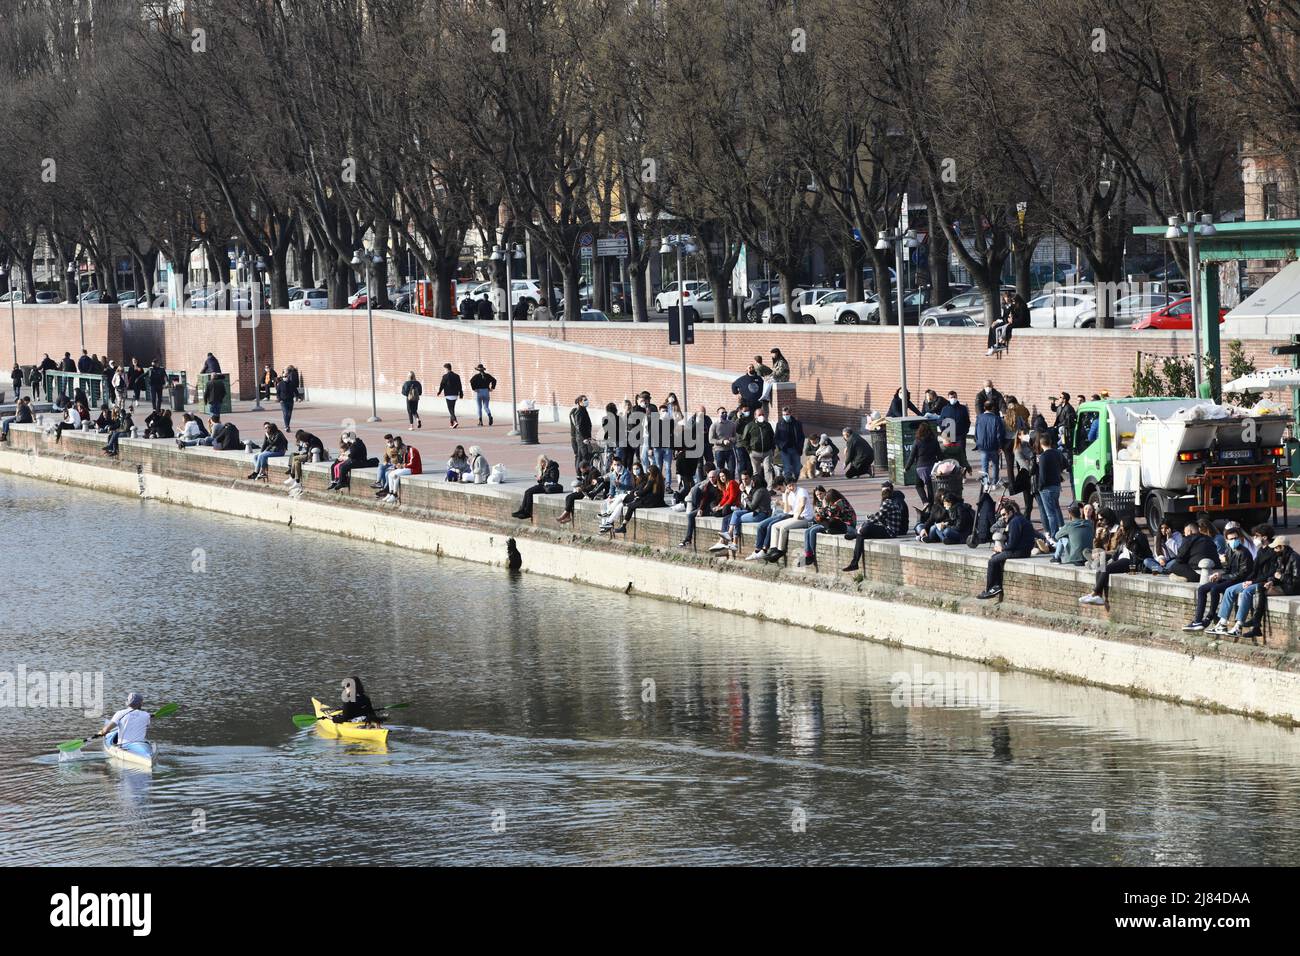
512 454 562 519
401 372 423 429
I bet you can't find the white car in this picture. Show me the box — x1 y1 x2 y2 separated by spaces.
833 293 880 325
761 287 836 323
1028 290 1098 328
654 280 708 312
289 288 329 310
799 289 849 324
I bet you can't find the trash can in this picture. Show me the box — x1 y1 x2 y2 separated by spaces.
869 428 887 471
170 382 186 412
518 408 539 445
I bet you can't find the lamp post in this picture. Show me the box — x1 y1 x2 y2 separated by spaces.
1164 212 1218 395
491 242 525 434
351 251 383 422
875 228 922 414
68 260 85 352
659 235 697 410
1 265 16 376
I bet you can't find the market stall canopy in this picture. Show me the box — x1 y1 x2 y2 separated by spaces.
1223 365 1300 393
1224 259 1300 335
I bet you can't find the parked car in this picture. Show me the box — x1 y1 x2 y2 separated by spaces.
834 292 881 325
1027 290 1098 328
691 287 716 321
289 288 329 310
1109 292 1178 327
0 290 26 303
762 287 836 323
34 290 63 305
654 280 709 312
846 284 972 325
1132 296 1227 331
919 286 1012 325
572 309 611 321
920 313 981 328
800 289 849 324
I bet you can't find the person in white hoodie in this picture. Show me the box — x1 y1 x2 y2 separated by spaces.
467 445 491 484
764 481 814 563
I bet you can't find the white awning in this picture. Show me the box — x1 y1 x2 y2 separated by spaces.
1224 259 1300 335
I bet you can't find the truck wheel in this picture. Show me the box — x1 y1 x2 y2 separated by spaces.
1142 491 1166 532
1084 484 1101 512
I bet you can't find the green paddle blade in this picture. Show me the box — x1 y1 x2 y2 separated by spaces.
292 714 321 729
57 737 91 753
152 702 179 719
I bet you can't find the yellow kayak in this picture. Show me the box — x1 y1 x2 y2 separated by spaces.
311 697 389 745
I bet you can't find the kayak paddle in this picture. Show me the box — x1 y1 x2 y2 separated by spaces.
291 702 408 729
56 702 180 753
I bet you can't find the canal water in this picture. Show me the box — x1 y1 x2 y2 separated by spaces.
2 473 1299 865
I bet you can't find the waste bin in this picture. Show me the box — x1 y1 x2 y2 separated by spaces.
518 408 539 444
170 383 187 412
869 428 887 472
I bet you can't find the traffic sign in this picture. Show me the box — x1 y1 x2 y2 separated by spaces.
596 236 628 257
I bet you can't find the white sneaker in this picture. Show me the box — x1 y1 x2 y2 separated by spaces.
283 478 295 486
670 503 686 512
1079 594 1104 606
744 551 765 561
384 494 397 503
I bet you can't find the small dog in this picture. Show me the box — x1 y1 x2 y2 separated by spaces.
506 538 522 571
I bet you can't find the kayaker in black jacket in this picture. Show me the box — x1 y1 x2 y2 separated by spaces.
334 676 381 724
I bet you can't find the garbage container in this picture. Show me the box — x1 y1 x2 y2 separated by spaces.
518 408 539 444
869 428 887 472
170 382 187 412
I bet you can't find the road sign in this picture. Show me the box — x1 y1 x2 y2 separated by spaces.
596 236 628 257
900 193 909 232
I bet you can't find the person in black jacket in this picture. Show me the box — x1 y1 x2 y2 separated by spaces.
101 407 135 456
248 422 289 480
1165 520 1220 582
512 454 561 519
275 376 296 431
978 499 1034 599
327 434 373 490
210 419 241 451
841 427 874 478
475 297 493 322
401 372 423 429
285 429 326 484
887 387 921 418
906 421 940 506
1080 514 1152 605
0 396 33 441
202 374 227 418
333 676 381 724
1185 525 1253 630
437 363 463 428
569 395 592 473
201 352 222 374
469 364 497 425
147 359 168 411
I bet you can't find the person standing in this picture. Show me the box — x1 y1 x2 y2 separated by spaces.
710 407 737 477
887 387 921 418
975 379 1004 416
275 374 296 431
738 406 777 485
202 373 227 419
906 421 941 506
201 352 222 374
10 363 22 400
437 363 463 428
938 390 972 474
1036 432 1065 540
147 359 167 411
973 401 1006 485
77 350 93 374
402 372 423 429
569 394 592 473
775 406 805 480
469 363 496 426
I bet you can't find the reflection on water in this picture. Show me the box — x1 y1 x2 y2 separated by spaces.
1 473 1298 865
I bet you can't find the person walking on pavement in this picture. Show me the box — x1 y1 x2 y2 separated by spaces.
402 371 423 429
202 372 227 419
973 401 1006 486
470 363 496 426
438 363 463 428
275 375 297 431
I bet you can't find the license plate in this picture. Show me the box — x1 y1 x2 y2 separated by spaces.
1220 449 1252 460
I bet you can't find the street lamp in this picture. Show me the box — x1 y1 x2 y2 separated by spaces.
66 260 86 353
875 228 922 415
491 242 525 434
0 265 16 379
1164 212 1218 394
658 235 697 411
350 250 383 422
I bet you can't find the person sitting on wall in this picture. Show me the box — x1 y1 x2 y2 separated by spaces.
512 455 562 520
102 406 136 457
977 499 1034 600
210 418 241 452
1164 519 1220 583
53 401 83 443
1 396 34 441
445 444 471 482
841 481 910 572
327 434 373 491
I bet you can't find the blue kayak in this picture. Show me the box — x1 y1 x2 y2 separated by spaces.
104 730 156 771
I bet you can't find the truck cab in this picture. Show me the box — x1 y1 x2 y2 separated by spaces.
1069 397 1288 530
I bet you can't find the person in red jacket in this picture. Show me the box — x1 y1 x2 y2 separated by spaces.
715 470 741 519
381 438 422 503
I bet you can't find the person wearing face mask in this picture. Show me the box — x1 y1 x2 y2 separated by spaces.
775 406 805 479
710 407 737 476
675 407 709 490
1184 525 1254 631
653 404 675 487
569 395 592 474
737 406 776 486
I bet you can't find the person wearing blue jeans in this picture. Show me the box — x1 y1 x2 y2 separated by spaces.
1036 434 1065 539
747 508 789 558
1216 581 1260 631
973 403 1004 486
927 524 964 544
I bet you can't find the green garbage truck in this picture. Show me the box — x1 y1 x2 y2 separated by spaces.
1068 397 1289 530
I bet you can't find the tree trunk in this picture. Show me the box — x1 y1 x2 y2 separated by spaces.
928 225 950 303
1012 236 1039 303
628 261 650 323
435 254 455 320
844 240 864 303
562 259 581 323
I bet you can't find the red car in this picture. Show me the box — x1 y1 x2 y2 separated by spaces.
1132 296 1227 330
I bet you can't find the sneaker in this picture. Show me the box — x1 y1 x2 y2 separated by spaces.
1080 595 1105 606
708 541 729 553
246 471 260 480
986 347 995 356
1182 620 1206 631
384 494 397 503
375 489 389 499
670 503 686 512
488 414 493 425
744 551 765 561
764 549 784 563
975 588 1001 599
1241 627 1263 642
284 478 296 486
841 564 859 572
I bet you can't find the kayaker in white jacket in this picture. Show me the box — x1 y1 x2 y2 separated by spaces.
97 693 151 745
